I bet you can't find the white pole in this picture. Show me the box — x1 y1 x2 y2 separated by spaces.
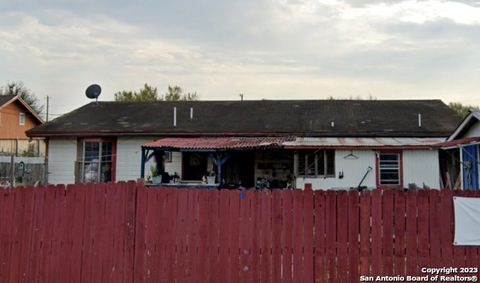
173 107 177 127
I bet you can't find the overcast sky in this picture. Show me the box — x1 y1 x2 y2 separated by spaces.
1 0 480 116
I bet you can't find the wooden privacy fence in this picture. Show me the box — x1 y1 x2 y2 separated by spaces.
0 182 479 283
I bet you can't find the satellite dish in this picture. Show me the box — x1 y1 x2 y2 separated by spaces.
85 84 102 102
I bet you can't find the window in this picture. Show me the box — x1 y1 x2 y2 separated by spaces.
378 153 401 186
77 139 115 183
19 113 25 125
297 149 335 177
164 151 172 163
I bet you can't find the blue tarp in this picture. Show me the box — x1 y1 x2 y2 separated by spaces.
462 145 479 190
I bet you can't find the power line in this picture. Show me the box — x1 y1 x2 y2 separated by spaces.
46 96 49 122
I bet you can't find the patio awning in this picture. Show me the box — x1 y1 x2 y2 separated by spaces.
282 137 445 150
435 136 480 149
144 136 447 151
143 137 293 151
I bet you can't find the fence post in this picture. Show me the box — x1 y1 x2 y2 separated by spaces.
10 154 15 187
44 157 49 185
305 183 313 191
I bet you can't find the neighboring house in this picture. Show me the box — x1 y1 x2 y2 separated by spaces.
0 95 45 156
27 100 460 190
437 110 480 190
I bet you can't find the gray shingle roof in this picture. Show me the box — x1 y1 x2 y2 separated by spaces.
0 95 16 107
27 99 462 137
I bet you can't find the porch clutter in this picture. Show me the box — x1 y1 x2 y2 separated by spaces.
150 165 162 185
141 137 292 189
205 173 216 185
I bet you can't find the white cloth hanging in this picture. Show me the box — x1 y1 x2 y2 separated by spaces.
454 197 480 246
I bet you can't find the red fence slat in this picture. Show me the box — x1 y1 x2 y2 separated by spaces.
124 181 137 283
336 191 348 283
92 183 107 283
239 190 254 283
208 190 220 283
439 189 454 268
393 190 406 276
260 190 272 283
27 188 47 282
382 189 394 276
359 191 371 278
9 188 26 283
133 184 148 283
429 190 441 269
42 186 58 283
18 187 35 283
144 189 158 282
348 191 359 283
303 188 314 283
417 190 430 272
314 191 326 283
282 190 293 283
103 183 118 283
229 190 241 283
293 190 304 282
406 191 418 275
218 190 230 283
176 189 189 283
196 191 209 283
184 189 197 283
250 191 261 283
371 189 382 277
325 191 336 282
165 187 178 283
272 191 283 283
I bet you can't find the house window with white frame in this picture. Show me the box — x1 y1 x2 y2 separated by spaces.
77 139 115 183
297 149 335 177
19 113 25 125
378 153 401 185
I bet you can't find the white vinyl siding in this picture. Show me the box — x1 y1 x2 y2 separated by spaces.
403 150 440 189
465 122 480 138
48 138 77 184
116 138 155 182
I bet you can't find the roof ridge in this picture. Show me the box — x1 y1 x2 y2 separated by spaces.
94 99 444 103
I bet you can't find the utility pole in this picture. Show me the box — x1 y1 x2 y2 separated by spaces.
46 95 50 122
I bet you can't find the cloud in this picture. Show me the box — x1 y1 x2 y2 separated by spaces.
0 0 479 115
341 0 480 25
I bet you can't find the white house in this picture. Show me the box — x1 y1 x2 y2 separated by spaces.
27 99 461 190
